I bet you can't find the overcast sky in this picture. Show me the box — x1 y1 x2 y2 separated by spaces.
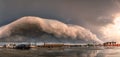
0 0 120 38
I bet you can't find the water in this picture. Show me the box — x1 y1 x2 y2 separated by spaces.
0 48 120 57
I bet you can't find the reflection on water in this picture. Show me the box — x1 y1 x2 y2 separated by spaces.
0 48 120 57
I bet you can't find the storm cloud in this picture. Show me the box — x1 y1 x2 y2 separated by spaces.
0 0 120 43
0 16 103 43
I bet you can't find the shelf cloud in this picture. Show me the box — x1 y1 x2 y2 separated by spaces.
0 16 103 43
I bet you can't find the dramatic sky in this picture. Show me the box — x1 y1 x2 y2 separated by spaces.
0 0 120 42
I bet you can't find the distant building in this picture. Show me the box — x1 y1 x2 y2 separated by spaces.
38 43 64 48
3 43 16 48
103 42 120 46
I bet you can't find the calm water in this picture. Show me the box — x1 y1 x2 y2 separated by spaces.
0 48 120 57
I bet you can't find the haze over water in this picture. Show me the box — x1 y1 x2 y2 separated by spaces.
0 48 120 57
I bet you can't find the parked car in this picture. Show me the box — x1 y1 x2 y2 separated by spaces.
15 44 31 50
